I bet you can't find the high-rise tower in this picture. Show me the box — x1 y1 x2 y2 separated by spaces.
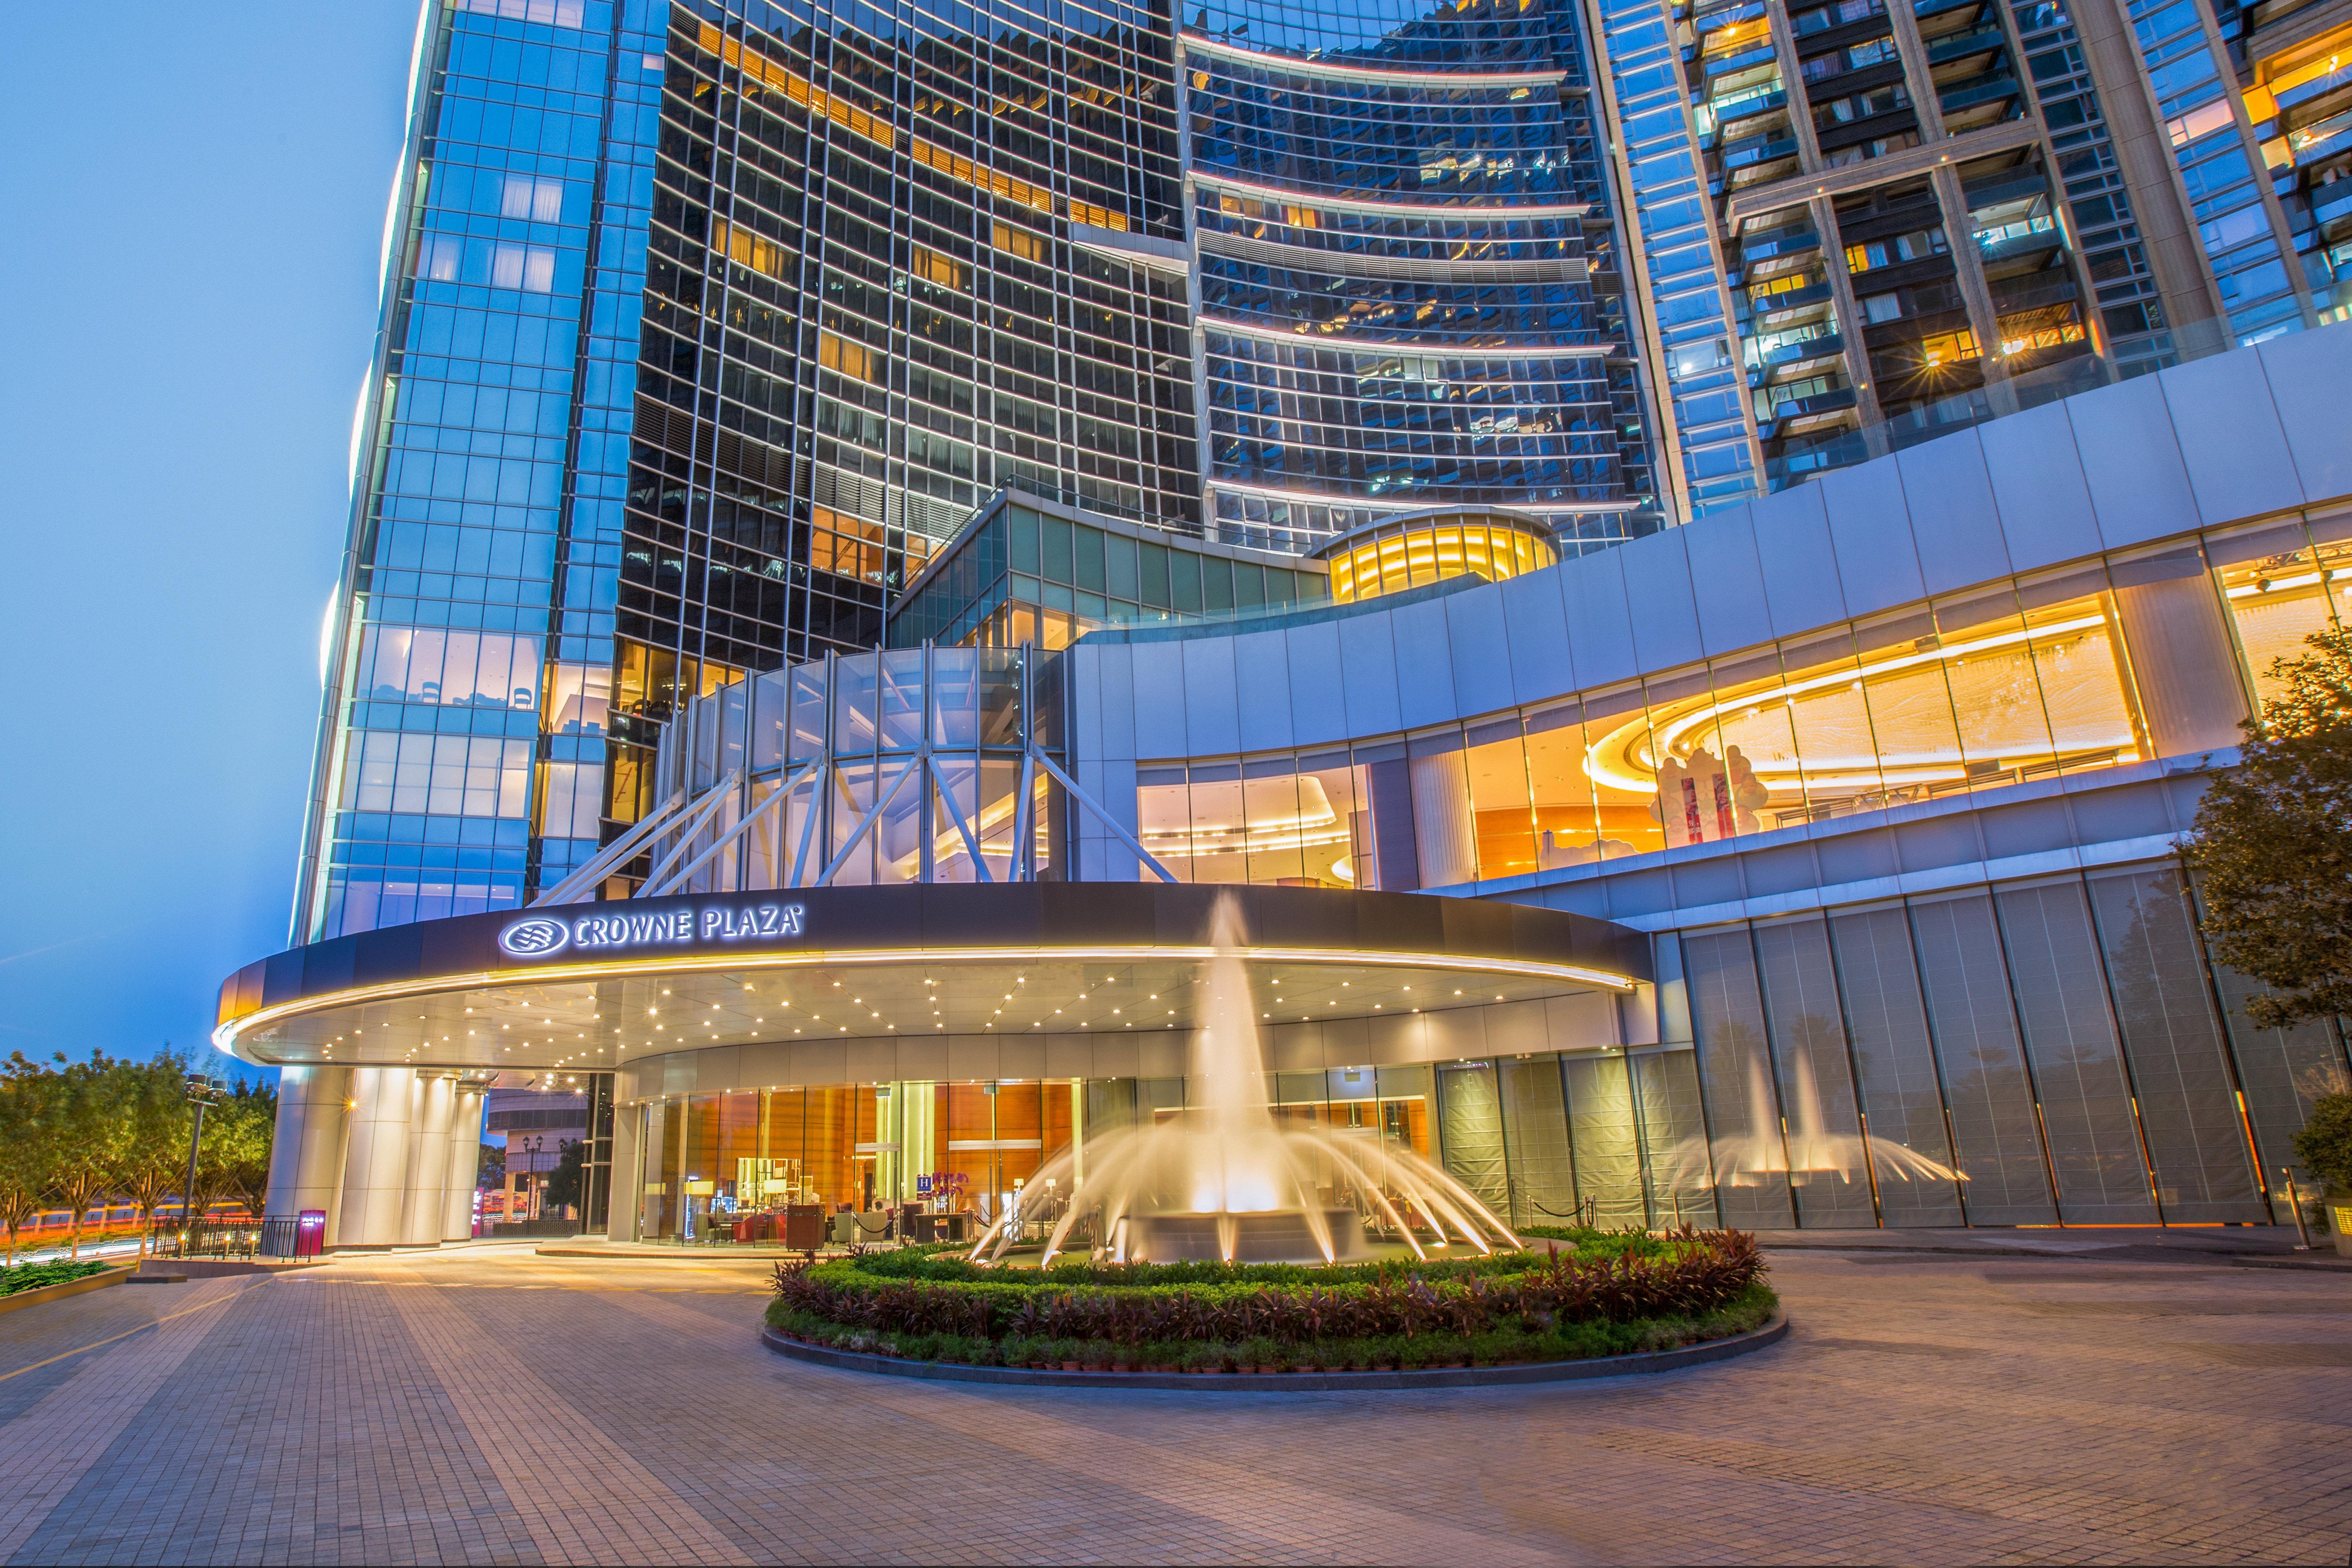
1182 0 1669 552
299 0 2341 942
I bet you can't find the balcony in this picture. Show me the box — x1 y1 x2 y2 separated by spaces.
2288 107 2352 169
1702 39 1781 79
1715 88 1789 137
1975 214 2063 265
1750 281 1837 325
1740 223 1822 265
2313 178 2352 236
1815 109 1920 153
1937 72 2020 121
1765 385 1860 434
1961 169 2049 211
1926 25 2005 65
1989 275 2079 314
1721 129 1802 172
1749 335 1847 383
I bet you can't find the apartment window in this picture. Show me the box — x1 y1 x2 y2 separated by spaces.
817 330 882 385
490 242 556 292
1919 329 1979 365
1862 291 1906 322
500 174 565 222
992 221 1044 262
1844 228 1948 272
417 232 462 283
713 219 786 279
908 247 967 290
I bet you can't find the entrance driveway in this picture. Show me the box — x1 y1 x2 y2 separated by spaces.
0 1237 2344 1564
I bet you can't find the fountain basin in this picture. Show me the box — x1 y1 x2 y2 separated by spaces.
1123 1208 1367 1264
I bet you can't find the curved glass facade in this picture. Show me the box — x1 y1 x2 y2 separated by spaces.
1131 509 2351 890
1183 0 1664 549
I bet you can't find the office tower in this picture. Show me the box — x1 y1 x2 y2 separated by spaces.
303 0 1201 938
1182 0 1667 552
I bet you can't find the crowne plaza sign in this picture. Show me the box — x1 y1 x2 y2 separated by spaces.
497 901 808 960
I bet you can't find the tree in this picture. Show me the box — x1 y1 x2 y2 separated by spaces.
477 1141 506 1191
542 1138 584 1216
203 1081 277 1223
40 1051 127 1261
2294 1092 2352 1195
111 1053 195 1259
0 1056 61 1264
2184 629 2352 1028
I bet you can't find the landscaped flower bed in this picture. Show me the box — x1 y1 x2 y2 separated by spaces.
766 1226 1774 1373
0 1259 116 1298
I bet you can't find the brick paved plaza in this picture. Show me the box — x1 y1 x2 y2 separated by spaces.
0 1238 2344 1566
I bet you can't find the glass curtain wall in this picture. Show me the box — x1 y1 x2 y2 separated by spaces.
1135 508 2352 890
653 643 1054 887
636 1049 1720 1239
606 0 1198 824
308 2 638 939
1183 0 1664 553
889 501 1327 652
1671 861 2343 1226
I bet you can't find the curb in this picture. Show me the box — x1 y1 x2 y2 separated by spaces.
0 1265 132 1316
1762 1240 2349 1269
535 1245 815 1261
759 1313 1789 1390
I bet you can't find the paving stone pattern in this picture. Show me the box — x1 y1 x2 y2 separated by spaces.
0 1241 2345 1565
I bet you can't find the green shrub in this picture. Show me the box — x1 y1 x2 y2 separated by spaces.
0 1260 114 1298
2293 1092 2352 1193
762 1251 1780 1374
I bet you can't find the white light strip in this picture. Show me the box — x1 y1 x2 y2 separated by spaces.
1188 169 1593 221
1199 313 1616 357
213 943 1641 1056
1180 32 1577 90
1208 477 1632 516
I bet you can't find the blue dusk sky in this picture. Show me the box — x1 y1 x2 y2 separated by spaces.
0 4 423 1082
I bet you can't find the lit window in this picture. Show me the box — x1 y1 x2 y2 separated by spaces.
1918 329 1979 366
712 218 785 278
416 233 462 283
500 174 565 222
490 241 555 292
817 330 882 385
992 222 1044 262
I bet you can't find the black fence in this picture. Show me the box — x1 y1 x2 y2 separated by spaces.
154 1220 267 1261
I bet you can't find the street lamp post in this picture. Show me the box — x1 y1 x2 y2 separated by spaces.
181 1073 227 1256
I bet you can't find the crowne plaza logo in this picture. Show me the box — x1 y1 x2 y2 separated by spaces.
497 901 807 960
497 916 570 957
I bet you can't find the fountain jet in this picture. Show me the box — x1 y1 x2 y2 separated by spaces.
968 895 1522 1266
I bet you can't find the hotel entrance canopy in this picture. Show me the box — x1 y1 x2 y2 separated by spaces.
214 883 1650 1074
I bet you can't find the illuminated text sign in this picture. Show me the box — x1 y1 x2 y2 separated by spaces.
497 902 808 960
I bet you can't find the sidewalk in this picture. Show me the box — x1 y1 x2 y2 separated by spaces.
1753 1223 2352 1270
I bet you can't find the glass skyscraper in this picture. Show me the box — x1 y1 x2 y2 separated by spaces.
1183 0 1666 550
299 0 2345 940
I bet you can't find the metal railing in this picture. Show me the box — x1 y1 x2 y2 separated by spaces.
1765 314 2246 493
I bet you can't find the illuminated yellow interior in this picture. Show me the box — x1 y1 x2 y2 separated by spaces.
1324 518 1558 603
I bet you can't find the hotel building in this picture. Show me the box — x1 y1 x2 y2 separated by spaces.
232 0 2352 1245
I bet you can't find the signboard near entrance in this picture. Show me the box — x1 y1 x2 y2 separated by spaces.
495 900 808 962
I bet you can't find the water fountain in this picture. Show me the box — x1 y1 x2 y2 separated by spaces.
1659 1055 1969 1189
967 897 1524 1267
